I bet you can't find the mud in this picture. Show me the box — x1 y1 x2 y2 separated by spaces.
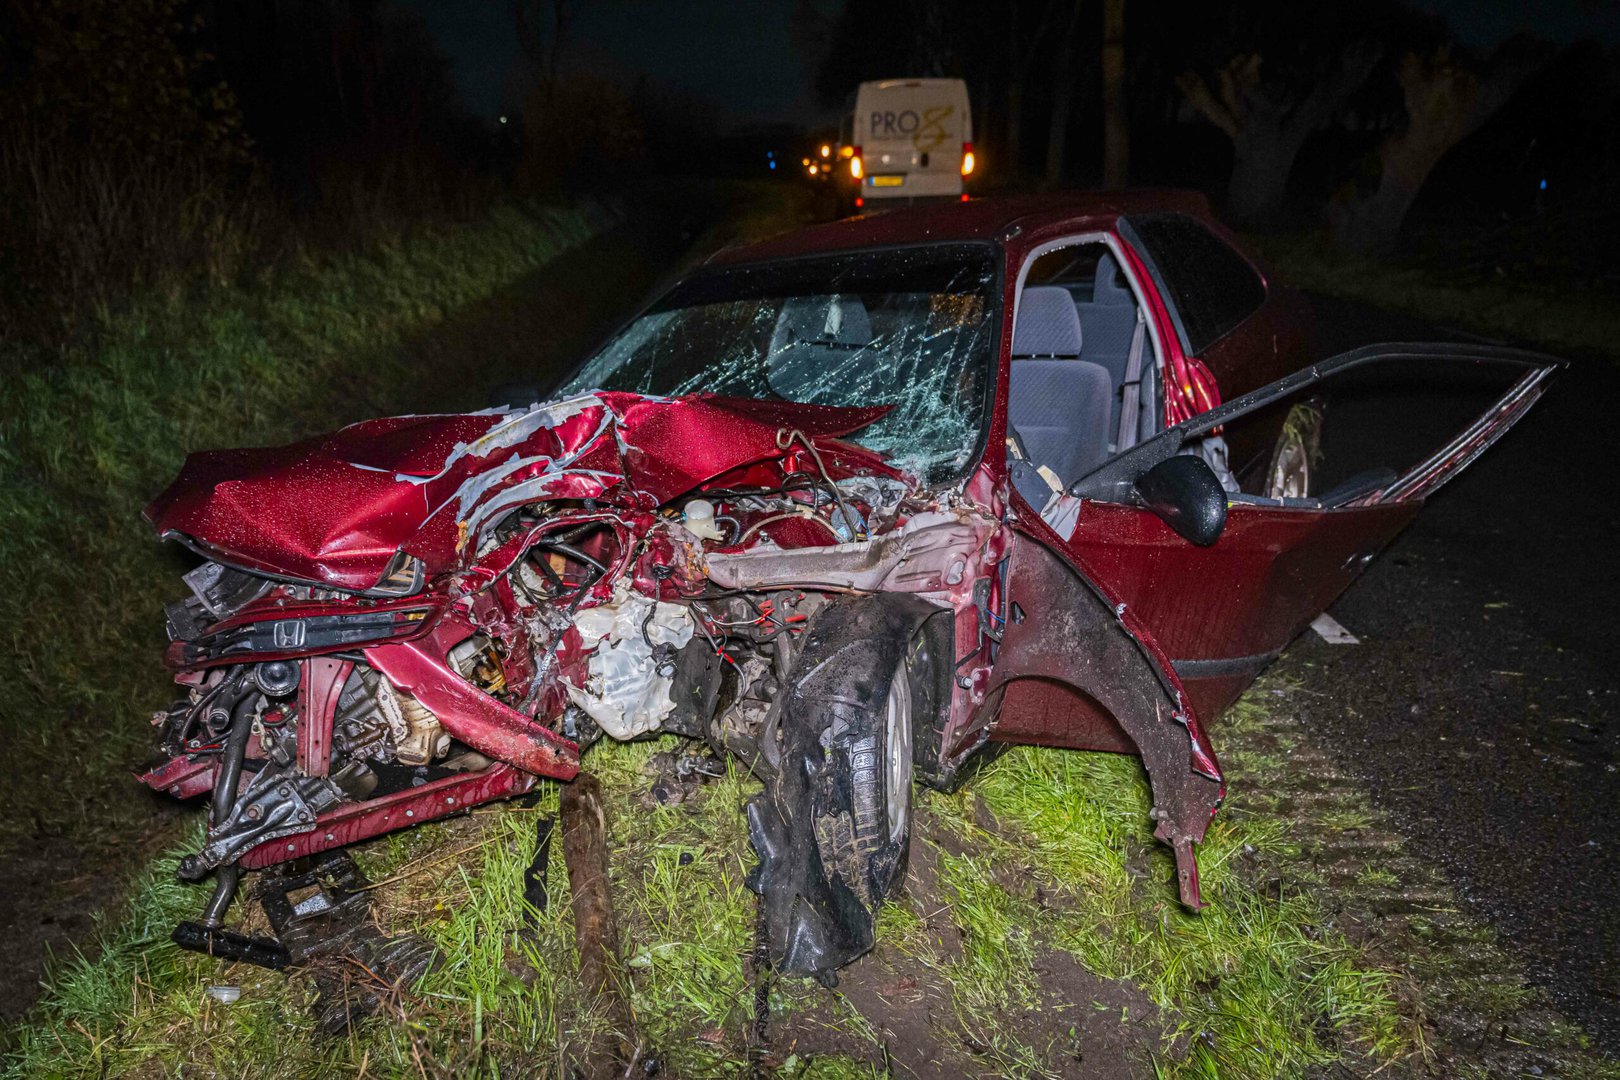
770 809 1168 1079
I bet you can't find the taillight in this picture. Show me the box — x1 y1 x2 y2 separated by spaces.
960 142 976 177
850 146 864 180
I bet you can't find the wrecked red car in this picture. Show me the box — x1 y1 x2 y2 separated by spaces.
140 193 1558 978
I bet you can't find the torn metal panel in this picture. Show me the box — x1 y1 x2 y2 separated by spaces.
240 764 537 869
704 510 1000 594
368 619 581 781
990 536 1223 909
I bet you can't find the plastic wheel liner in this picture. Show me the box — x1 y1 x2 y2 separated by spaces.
988 534 1225 908
746 594 938 981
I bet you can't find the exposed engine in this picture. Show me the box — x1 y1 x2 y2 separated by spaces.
136 391 1004 975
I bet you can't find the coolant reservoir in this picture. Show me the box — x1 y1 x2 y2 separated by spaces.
683 498 723 541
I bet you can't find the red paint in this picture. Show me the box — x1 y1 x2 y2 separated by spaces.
993 678 1136 754
369 617 581 781
296 657 352 778
136 755 217 799
146 394 893 593
1069 500 1419 665
239 763 536 869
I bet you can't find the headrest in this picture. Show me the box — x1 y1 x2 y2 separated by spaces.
767 294 874 400
773 294 872 350
1092 253 1134 306
1011 286 1083 358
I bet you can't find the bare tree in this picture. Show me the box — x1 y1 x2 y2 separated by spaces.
1331 37 1549 254
1176 40 1381 224
1101 0 1128 188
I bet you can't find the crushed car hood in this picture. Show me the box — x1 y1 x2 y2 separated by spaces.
144 390 894 592
145 392 896 592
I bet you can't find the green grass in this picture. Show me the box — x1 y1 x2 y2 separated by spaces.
0 201 598 854
921 713 1405 1078
1248 230 1620 364
4 692 1415 1078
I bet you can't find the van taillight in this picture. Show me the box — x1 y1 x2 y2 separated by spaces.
850 146 864 180
961 142 976 177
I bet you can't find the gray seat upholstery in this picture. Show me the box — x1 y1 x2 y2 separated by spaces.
1073 253 1140 431
767 295 873 400
1008 286 1113 504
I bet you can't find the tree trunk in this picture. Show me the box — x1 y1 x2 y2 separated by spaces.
1044 0 1085 187
1331 43 1545 255
1101 0 1128 188
1226 124 1308 225
1329 163 1423 255
1005 79 1024 178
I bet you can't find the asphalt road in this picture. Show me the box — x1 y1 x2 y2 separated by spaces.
1277 293 1620 1050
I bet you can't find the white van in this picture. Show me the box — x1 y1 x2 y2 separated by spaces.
847 78 974 205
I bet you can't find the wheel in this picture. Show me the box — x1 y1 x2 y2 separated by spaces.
1265 400 1324 499
745 596 938 982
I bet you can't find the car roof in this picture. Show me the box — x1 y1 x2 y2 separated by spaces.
706 190 1214 269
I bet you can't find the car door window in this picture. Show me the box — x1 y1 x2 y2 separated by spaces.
1119 213 1265 356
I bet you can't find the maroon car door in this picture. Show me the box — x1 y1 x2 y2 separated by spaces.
1046 342 1560 723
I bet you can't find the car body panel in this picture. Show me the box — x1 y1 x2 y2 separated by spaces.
135 193 1559 963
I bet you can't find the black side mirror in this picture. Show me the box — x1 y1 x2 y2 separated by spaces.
1134 454 1228 546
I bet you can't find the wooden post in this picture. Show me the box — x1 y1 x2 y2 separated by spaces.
561 772 642 1077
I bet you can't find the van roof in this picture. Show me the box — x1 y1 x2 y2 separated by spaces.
707 190 1213 268
860 78 966 91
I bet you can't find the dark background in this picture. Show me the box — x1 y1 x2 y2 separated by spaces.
2 0 1617 345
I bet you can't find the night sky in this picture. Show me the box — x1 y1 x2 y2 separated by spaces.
399 0 1618 130
396 0 823 128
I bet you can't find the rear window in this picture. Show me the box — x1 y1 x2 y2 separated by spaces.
1121 213 1265 355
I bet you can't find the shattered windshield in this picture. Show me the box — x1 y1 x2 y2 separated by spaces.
559 243 999 484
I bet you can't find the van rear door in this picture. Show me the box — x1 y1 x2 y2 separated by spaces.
854 79 970 199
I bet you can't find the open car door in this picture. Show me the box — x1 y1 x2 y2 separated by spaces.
1051 342 1560 721
984 342 1557 909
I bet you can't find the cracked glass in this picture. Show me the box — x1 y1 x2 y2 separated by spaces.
559 244 998 484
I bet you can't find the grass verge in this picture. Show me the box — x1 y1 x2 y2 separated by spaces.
6 687 1420 1079
0 201 600 844
1248 230 1620 364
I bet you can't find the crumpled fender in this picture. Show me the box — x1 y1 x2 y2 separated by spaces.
145 392 896 592
989 535 1224 909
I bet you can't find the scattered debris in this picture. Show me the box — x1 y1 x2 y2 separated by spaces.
203 985 241 1004
645 747 725 806
1311 612 1361 645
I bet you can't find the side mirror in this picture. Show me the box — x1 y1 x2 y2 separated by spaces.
1134 454 1228 546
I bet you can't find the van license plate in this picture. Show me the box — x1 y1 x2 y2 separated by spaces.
871 175 904 188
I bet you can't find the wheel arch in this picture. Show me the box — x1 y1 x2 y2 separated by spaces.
987 534 1225 908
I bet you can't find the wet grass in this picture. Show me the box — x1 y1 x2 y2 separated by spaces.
1248 230 1620 364
0 200 600 861
5 691 1417 1078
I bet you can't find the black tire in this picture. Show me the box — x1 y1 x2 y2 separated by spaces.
745 596 939 982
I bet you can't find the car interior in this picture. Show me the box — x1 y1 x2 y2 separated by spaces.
1008 242 1157 508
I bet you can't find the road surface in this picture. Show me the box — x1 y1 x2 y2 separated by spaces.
1281 293 1620 1049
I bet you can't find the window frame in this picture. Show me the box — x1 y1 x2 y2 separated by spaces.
1116 212 1267 358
